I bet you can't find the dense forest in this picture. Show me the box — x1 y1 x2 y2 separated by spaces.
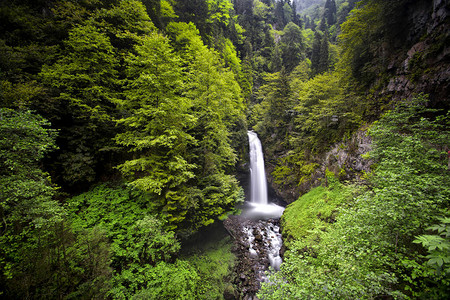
0 0 449 299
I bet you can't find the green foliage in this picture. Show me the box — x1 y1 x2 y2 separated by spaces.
40 22 120 184
280 22 304 72
2 1 247 298
125 260 199 300
115 31 195 195
311 30 330 75
281 175 359 248
185 236 236 299
414 217 450 275
259 95 450 299
292 72 361 152
66 184 185 298
338 0 411 85
0 108 61 229
164 20 246 230
0 109 66 298
67 184 179 264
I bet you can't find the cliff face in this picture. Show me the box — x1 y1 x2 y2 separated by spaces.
267 128 373 204
382 0 449 108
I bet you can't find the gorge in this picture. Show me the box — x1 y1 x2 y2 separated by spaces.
1 0 449 298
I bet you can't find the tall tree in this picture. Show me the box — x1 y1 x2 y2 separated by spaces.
40 23 120 186
115 31 197 228
166 21 245 230
280 22 305 72
318 30 329 73
324 0 337 26
311 30 322 75
0 109 66 297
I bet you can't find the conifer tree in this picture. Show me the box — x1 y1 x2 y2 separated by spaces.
324 0 337 26
311 31 322 75
319 15 328 32
318 30 329 73
280 22 304 72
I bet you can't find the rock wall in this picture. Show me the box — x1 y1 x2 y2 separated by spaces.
383 0 449 108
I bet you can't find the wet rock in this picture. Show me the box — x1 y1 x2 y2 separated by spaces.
254 233 263 242
223 283 238 300
224 215 283 299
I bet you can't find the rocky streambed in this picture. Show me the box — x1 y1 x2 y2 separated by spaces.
224 215 283 300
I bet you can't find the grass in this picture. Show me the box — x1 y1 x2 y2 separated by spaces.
281 176 359 248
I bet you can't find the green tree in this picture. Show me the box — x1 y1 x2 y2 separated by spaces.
0 108 63 297
253 68 294 154
115 31 196 228
324 0 337 26
40 23 120 185
318 30 329 74
310 31 322 75
280 22 304 72
167 21 245 230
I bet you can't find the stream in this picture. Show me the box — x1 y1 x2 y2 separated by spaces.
224 131 285 299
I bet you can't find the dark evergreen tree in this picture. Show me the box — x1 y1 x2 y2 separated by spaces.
319 15 327 32
324 0 337 26
311 30 329 75
292 0 303 27
318 30 329 73
271 43 283 72
274 0 286 29
280 22 304 72
141 0 162 28
311 30 322 75
304 15 311 29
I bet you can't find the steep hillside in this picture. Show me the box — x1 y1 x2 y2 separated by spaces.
262 0 450 203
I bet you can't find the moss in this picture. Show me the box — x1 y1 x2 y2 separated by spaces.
338 166 347 180
297 162 320 186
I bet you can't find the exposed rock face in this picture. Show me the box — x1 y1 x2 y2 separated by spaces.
382 0 450 107
299 127 373 197
266 127 373 204
324 127 373 181
266 163 300 204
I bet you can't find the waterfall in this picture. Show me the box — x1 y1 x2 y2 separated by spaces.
247 131 268 205
244 131 284 273
222 131 285 297
243 131 284 219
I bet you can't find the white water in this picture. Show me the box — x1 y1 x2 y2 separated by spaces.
244 131 284 271
266 224 282 271
243 221 283 272
248 131 268 204
244 131 284 219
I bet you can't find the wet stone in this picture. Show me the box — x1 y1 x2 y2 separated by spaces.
224 215 283 299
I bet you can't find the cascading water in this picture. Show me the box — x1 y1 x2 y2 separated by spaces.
248 131 268 204
244 131 284 270
243 131 284 219
223 131 286 298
